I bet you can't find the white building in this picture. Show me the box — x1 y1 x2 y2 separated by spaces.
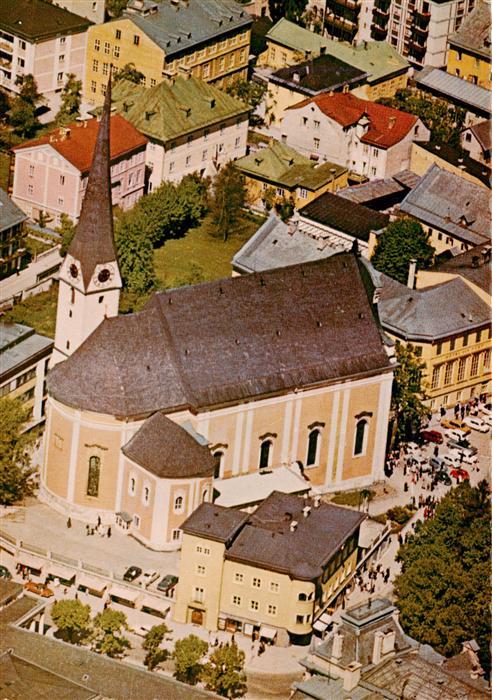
51 0 106 24
279 92 429 180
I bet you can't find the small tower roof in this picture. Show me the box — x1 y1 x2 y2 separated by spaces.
68 79 117 287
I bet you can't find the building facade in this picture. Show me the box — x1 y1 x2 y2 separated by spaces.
174 494 365 645
12 115 147 225
0 0 90 116
259 17 332 69
446 2 491 87
84 0 252 105
460 121 491 164
0 189 27 279
109 74 249 192
51 0 106 24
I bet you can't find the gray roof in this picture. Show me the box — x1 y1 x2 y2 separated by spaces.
434 242 491 294
415 67 492 117
299 192 389 242
225 491 365 581
466 120 492 153
377 274 490 341
338 177 406 205
0 188 27 232
269 53 368 96
47 254 393 418
399 164 490 246
413 141 491 187
181 503 247 543
122 412 215 479
123 0 252 59
0 323 53 380
232 213 338 274
449 2 491 60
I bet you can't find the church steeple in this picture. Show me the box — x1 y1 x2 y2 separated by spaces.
52 78 121 366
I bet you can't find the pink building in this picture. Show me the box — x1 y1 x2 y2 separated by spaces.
12 115 147 226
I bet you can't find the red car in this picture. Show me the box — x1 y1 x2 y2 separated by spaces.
450 467 470 481
421 429 443 444
24 581 54 598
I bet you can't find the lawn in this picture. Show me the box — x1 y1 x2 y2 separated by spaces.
330 488 375 508
2 285 58 338
0 151 11 191
154 212 264 289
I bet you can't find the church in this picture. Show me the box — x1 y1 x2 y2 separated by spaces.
41 82 395 551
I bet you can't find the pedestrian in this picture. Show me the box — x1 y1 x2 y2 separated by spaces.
97 515 102 527
107 526 111 538
67 517 72 528
465 403 471 415
440 406 446 421
460 405 465 420
86 524 90 535
433 445 439 457
404 482 408 492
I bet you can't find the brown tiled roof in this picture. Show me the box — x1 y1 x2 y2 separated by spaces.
47 253 393 417
122 412 214 479
299 192 389 241
181 503 247 543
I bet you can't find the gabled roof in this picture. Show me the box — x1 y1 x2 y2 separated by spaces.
399 164 490 246
413 140 491 188
0 0 91 42
1 322 53 378
235 140 345 190
110 75 248 144
415 67 492 117
13 115 147 175
122 412 214 479
287 92 418 149
449 2 491 59
433 242 492 295
265 17 331 53
0 188 27 232
465 120 492 153
47 253 393 417
121 0 251 59
269 53 368 95
322 39 409 85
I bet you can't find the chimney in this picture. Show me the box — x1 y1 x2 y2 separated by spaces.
381 629 396 656
302 506 311 518
332 632 344 660
293 72 300 83
388 116 396 129
407 258 417 289
313 494 321 508
290 520 298 532
372 631 384 665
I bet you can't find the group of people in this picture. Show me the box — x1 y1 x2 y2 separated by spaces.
353 564 391 596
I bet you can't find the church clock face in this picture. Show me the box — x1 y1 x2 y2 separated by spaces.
94 265 114 287
69 263 79 279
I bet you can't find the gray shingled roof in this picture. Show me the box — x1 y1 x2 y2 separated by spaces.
1 323 53 379
433 242 491 295
122 412 215 478
0 188 27 232
225 491 365 580
299 192 389 242
181 502 247 543
232 213 338 273
47 254 392 417
269 53 368 96
415 67 492 117
124 0 252 59
448 2 491 60
399 164 490 246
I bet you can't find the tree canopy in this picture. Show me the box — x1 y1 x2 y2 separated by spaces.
202 641 247 698
395 481 491 675
56 214 76 256
113 63 145 85
269 0 308 24
391 343 430 444
9 75 43 137
0 397 36 505
142 624 170 671
51 599 92 645
371 219 435 285
92 608 131 658
55 73 82 125
173 634 208 685
209 163 246 241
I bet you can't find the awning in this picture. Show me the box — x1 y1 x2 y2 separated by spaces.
139 595 170 616
110 585 141 604
259 625 277 640
319 612 332 625
77 574 107 593
48 563 76 581
18 553 45 571
243 623 254 637
313 620 328 633
116 511 132 524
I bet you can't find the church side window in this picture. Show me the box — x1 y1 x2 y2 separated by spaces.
354 419 368 457
86 455 100 497
174 495 184 513
213 451 224 479
259 439 272 469
306 429 320 467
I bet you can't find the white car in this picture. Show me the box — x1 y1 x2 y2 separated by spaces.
452 451 478 467
443 452 462 467
463 416 489 433
141 570 159 588
444 428 470 443
481 413 492 428
480 405 492 418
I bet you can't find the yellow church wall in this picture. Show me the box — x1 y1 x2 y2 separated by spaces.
73 423 121 510
247 399 286 471
44 402 72 499
296 390 333 486
167 482 193 542
342 382 379 482
205 411 238 479
119 460 157 542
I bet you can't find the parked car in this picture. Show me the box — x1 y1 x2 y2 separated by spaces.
24 581 54 598
456 452 478 467
123 566 142 582
141 570 159 588
157 574 178 596
0 565 12 580
450 467 470 481
445 428 471 444
480 404 492 418
441 419 471 435
446 439 477 456
434 469 452 485
481 413 492 428
421 429 443 444
463 416 489 433
429 456 446 471
443 452 462 467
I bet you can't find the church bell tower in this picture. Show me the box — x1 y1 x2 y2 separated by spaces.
52 79 121 366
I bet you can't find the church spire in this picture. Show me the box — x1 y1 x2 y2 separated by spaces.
68 77 117 288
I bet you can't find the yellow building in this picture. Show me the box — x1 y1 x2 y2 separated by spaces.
409 142 490 190
235 140 347 211
446 2 491 89
174 493 364 645
259 17 332 69
84 0 252 104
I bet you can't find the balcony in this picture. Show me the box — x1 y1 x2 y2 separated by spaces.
0 56 12 69
326 0 361 11
374 0 391 10
414 9 431 22
373 7 390 23
371 24 388 39
412 23 429 36
408 39 426 55
0 40 13 54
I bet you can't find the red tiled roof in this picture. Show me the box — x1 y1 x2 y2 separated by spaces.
288 92 418 149
13 115 147 173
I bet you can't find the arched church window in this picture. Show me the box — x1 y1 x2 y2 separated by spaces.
70 287 75 305
174 495 184 512
306 429 320 467
86 455 100 497
213 451 224 479
354 419 368 456
259 439 272 469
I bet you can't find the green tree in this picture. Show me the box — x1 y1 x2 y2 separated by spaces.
92 608 131 658
269 0 307 23
378 88 466 148
0 397 36 505
173 634 208 686
55 213 76 256
55 73 82 125
0 89 10 124
177 173 209 228
114 210 156 296
395 481 491 675
202 641 247 698
391 342 430 444
9 75 43 137
209 163 246 241
113 63 145 85
371 219 434 285
106 0 128 18
18 74 42 105
51 599 92 644
142 623 171 671
226 79 267 111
